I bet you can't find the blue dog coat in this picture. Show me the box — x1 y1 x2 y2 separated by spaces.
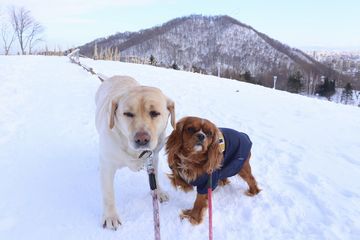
190 128 252 194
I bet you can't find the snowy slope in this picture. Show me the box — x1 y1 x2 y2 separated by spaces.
79 15 328 83
0 56 359 240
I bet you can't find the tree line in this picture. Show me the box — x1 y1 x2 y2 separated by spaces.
153 54 360 106
286 70 358 105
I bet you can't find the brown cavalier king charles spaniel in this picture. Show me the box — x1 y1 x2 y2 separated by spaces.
166 116 260 225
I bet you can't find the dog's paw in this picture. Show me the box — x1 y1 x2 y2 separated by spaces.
218 178 231 187
157 190 169 203
102 213 122 230
180 209 203 225
245 187 261 197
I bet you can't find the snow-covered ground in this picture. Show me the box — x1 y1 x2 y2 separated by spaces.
0 56 359 240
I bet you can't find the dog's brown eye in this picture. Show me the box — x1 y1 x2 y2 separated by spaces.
206 131 213 137
150 111 160 118
187 127 196 133
123 112 134 118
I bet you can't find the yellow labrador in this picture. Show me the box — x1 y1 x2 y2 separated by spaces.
95 75 175 230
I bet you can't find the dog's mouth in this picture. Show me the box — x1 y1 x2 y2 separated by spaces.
134 144 151 149
195 139 206 147
133 144 154 153
193 142 203 152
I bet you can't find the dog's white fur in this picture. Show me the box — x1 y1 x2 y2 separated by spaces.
95 75 175 230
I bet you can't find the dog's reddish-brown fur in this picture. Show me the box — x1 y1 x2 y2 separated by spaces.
166 117 260 225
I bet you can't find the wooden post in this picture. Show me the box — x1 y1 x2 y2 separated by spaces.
273 76 277 89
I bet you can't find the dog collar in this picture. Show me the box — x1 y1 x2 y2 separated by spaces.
218 131 225 153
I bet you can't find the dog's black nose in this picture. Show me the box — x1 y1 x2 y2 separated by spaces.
134 131 151 146
197 133 205 142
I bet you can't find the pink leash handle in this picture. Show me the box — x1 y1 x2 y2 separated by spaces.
140 150 161 240
147 156 161 240
207 174 213 240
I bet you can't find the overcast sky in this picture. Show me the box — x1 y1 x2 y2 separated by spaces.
1 0 359 51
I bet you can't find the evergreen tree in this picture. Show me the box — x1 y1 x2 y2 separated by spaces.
149 55 156 65
244 71 252 82
287 71 303 93
171 62 179 70
236 71 255 83
341 83 353 104
192 65 201 73
315 77 335 99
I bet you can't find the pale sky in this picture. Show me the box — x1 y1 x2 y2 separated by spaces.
1 0 359 51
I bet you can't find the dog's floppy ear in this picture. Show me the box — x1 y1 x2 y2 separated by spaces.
166 118 186 189
166 118 185 168
205 128 223 174
167 98 176 129
109 100 118 129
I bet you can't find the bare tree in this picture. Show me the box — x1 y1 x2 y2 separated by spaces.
27 21 43 54
10 6 43 55
0 16 16 55
93 43 98 60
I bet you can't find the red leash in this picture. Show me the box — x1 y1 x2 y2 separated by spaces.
207 174 213 240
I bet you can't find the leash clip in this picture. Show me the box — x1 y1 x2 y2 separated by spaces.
139 150 154 171
140 150 157 190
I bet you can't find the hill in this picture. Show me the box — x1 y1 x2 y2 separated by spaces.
78 15 343 89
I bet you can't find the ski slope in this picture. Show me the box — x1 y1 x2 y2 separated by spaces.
0 56 359 240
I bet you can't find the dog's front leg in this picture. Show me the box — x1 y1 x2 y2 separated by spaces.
180 193 208 225
153 152 169 203
100 163 121 230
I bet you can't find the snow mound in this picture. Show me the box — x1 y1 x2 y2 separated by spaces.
0 56 359 240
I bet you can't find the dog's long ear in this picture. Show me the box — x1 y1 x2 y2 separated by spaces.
205 128 223 174
166 118 185 168
109 100 118 129
167 98 176 129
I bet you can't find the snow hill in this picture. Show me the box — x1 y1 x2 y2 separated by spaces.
78 15 336 89
0 56 359 240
